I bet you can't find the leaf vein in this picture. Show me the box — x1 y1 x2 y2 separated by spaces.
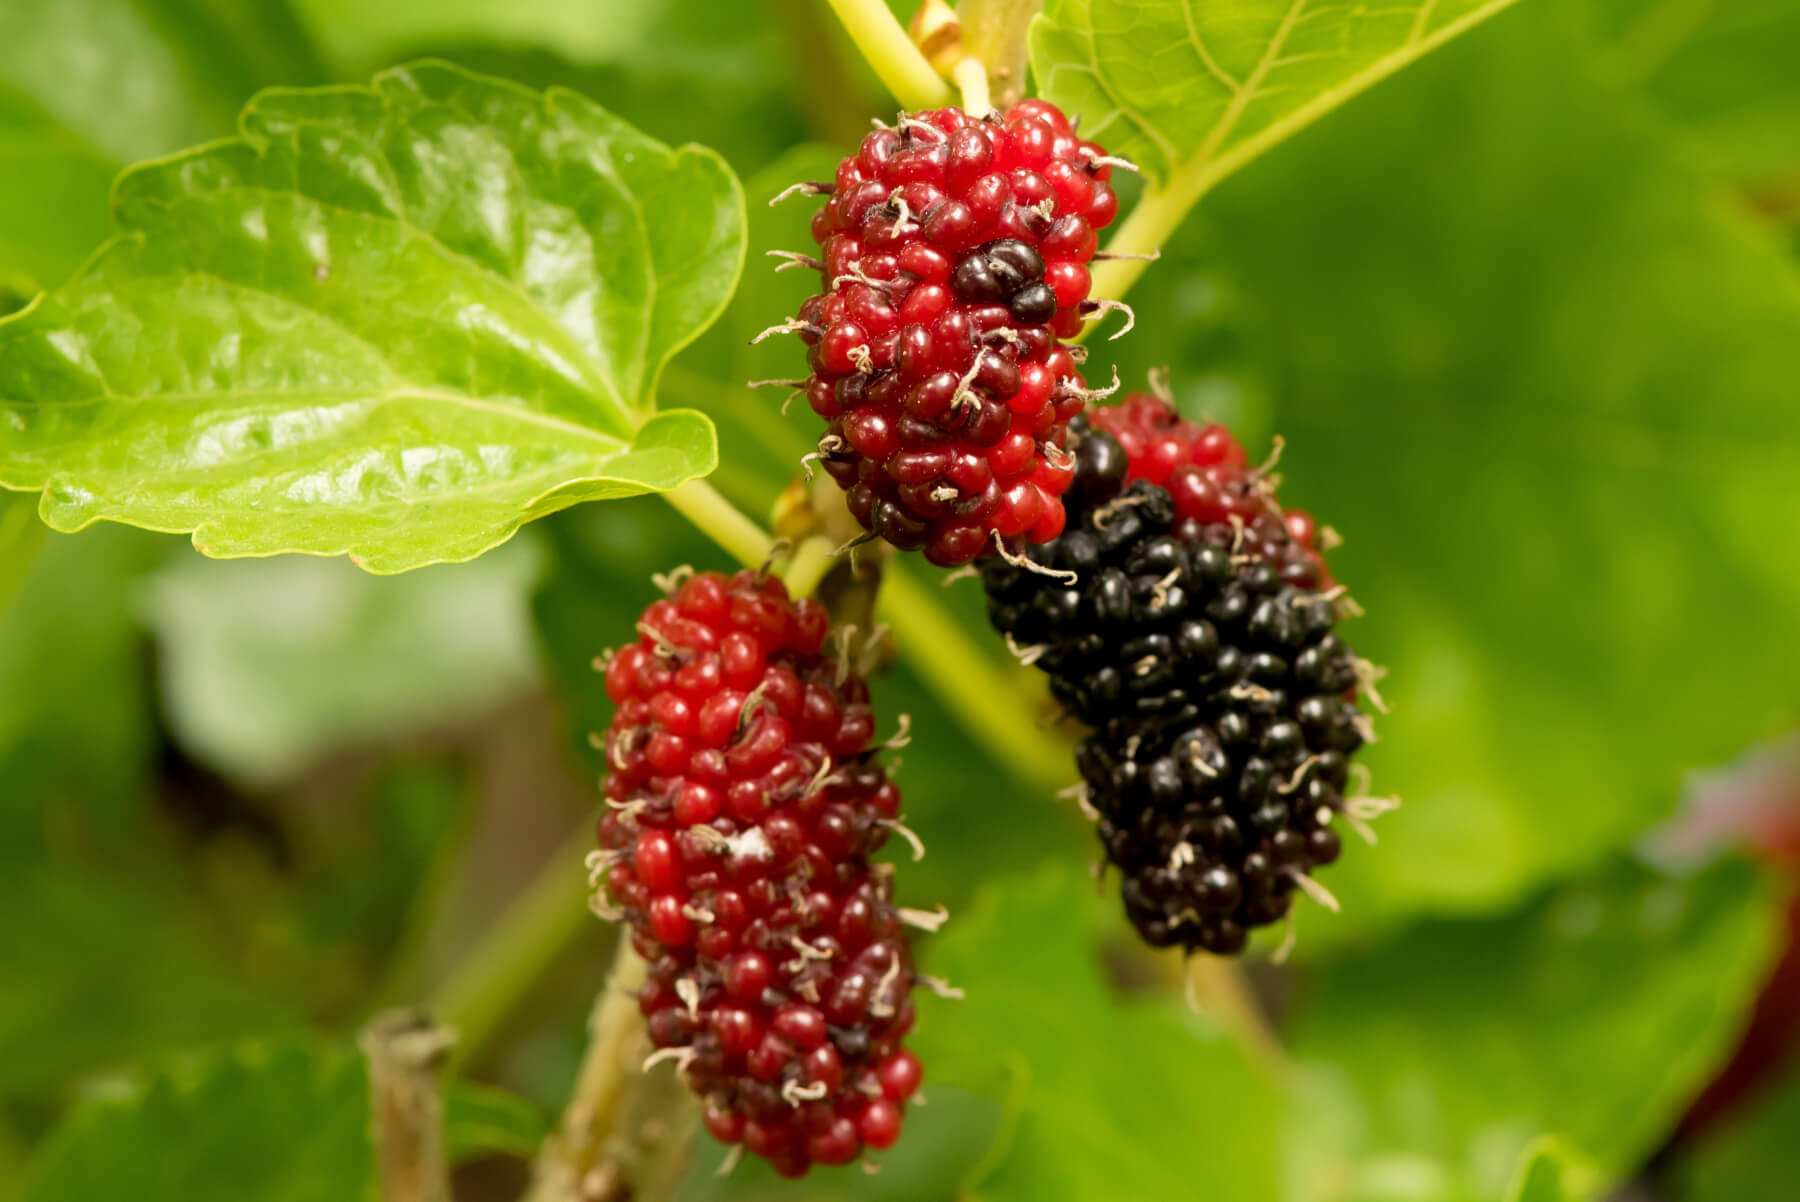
1178 0 1244 92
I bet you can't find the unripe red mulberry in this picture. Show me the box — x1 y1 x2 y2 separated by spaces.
778 100 1127 565
595 569 927 1175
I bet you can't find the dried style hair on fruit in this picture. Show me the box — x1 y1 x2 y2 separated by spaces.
593 569 927 1176
771 100 1127 566
980 394 1384 955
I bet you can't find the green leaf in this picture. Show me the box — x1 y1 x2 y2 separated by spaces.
1286 859 1777 1202
1097 0 1800 930
145 536 542 785
0 0 326 285
663 144 841 498
17 1039 544 1201
1030 0 1522 189
1673 1064 1800 1202
913 865 1281 1202
1503 1137 1600 1202
0 61 741 572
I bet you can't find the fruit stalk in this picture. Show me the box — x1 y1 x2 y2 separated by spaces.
525 942 697 1202
1086 180 1197 316
825 0 953 110
953 0 1043 107
662 480 777 570
361 1010 457 1202
431 825 595 1070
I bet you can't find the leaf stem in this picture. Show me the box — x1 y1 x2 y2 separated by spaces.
952 57 993 117
782 534 837 599
952 0 1042 107
361 1010 457 1202
432 823 596 1070
666 475 1069 793
661 479 775 569
1182 954 1289 1079
1086 178 1200 312
526 942 642 1200
825 0 953 110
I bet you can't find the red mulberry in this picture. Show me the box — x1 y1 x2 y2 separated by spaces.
595 569 926 1174
780 99 1126 565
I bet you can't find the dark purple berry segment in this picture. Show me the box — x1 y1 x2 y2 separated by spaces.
980 414 1371 954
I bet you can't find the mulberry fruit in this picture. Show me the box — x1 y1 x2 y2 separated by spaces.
777 100 1126 565
594 569 926 1174
980 397 1378 954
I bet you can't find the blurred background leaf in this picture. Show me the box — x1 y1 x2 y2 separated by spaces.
144 540 542 788
913 865 1283 1202
0 0 325 287
1503 1137 1601 1202
0 865 301 1104
1580 0 1800 187
1285 858 1777 1202
15 1039 543 1202
1672 1063 1800 1202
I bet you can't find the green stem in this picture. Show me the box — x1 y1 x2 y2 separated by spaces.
952 0 1042 107
875 560 1069 796
782 534 837 600
952 56 992 117
1182 953 1289 1080
671 479 1070 796
1086 178 1199 312
661 479 775 569
431 823 597 1070
825 0 953 110
524 942 653 1202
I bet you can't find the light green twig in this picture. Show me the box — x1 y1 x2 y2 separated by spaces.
825 0 953 110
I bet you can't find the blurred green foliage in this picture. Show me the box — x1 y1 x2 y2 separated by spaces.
14 1040 544 1201
1 1 1797 1200
1675 1068 1800 1202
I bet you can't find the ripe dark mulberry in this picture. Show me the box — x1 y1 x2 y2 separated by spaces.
596 570 924 1174
980 399 1373 954
787 100 1125 565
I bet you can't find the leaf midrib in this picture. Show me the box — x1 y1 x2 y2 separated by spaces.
1176 0 1523 196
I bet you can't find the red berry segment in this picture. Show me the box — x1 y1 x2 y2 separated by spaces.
1090 394 1332 588
792 101 1125 565
597 570 922 1176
